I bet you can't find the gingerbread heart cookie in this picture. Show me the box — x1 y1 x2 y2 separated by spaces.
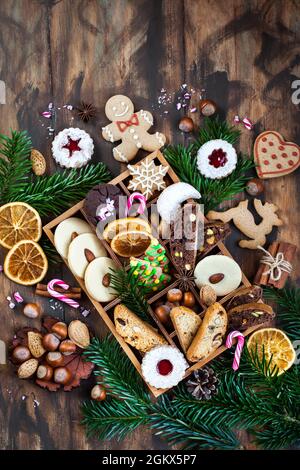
254 131 300 179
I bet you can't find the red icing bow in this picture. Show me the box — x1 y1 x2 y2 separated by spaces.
116 113 139 132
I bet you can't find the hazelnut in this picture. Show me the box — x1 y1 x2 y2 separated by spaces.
12 346 31 364
91 384 106 401
23 303 41 319
183 291 196 308
178 116 194 133
37 364 53 381
51 322 68 340
199 99 217 116
246 178 264 196
154 305 171 325
46 351 64 367
42 333 60 352
167 288 183 303
59 340 77 356
54 367 72 385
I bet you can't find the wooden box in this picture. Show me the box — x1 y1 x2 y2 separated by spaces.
44 150 259 397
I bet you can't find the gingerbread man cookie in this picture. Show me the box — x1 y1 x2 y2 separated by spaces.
102 95 166 163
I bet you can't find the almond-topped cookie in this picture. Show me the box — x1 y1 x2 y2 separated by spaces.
186 302 227 363
228 302 275 331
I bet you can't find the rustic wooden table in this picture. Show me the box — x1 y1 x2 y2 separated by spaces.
0 0 299 450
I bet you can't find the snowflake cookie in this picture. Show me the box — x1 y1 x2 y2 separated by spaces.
127 157 169 199
197 139 237 179
52 128 94 169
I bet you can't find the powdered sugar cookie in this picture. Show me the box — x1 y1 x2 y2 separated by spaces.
102 95 166 163
52 128 94 168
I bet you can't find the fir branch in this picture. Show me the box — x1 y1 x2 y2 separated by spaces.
150 396 239 450
82 398 148 441
0 130 32 204
109 267 152 322
40 236 61 265
83 336 151 407
8 163 111 217
263 285 300 341
192 116 241 148
164 144 254 213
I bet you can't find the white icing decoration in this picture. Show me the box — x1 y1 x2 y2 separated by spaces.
130 128 135 133
155 132 165 147
102 126 114 142
133 135 138 140
140 110 153 126
127 157 169 199
114 147 128 162
136 142 142 148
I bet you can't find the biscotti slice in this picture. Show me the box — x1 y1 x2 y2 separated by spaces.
228 302 274 331
186 302 227 363
227 286 263 309
114 304 167 353
170 306 202 352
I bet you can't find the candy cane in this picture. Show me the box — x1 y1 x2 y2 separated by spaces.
226 331 245 371
233 115 254 130
125 192 147 216
47 279 80 309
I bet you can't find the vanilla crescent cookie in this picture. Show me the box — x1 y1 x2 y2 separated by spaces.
102 95 166 163
52 128 94 168
68 233 107 278
84 257 117 302
54 217 92 259
194 255 242 296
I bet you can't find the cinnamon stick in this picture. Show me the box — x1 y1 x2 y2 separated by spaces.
254 242 279 286
269 242 297 289
35 283 82 299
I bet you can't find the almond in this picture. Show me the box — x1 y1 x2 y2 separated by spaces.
102 273 111 287
30 149 46 176
84 248 96 263
68 320 90 349
71 231 79 241
209 273 225 284
28 331 46 358
17 358 39 379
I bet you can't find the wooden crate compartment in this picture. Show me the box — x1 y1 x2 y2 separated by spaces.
43 150 261 398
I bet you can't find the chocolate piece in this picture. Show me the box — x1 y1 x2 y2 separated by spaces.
83 184 124 226
170 202 202 272
198 222 231 257
227 286 263 309
228 302 275 331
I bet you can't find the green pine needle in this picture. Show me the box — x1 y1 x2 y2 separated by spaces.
192 116 241 148
263 285 300 342
9 162 111 217
0 130 32 204
109 267 153 322
40 236 61 265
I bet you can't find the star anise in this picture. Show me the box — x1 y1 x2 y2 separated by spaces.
76 102 97 122
174 269 196 291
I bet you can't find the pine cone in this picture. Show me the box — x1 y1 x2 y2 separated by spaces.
186 366 219 400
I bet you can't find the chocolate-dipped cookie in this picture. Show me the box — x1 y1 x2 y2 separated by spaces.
228 302 275 331
83 184 124 226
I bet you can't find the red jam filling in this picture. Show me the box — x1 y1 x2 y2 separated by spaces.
157 359 173 376
63 138 81 157
208 148 228 168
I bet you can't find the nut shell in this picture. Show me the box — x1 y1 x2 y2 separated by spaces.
46 351 64 367
54 367 72 385
37 364 53 381
179 116 194 133
68 320 90 349
51 322 68 340
200 285 217 306
183 291 196 308
23 303 41 319
17 358 38 379
28 331 46 358
199 99 217 116
91 384 106 401
59 339 77 356
42 333 60 352
167 289 183 303
30 149 46 176
12 346 31 364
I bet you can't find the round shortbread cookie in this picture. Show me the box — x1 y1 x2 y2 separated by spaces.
68 233 107 278
84 257 117 302
194 255 242 296
54 217 92 259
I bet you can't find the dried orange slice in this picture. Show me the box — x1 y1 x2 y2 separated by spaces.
247 328 296 375
111 230 152 257
103 217 151 242
0 202 42 249
4 240 48 285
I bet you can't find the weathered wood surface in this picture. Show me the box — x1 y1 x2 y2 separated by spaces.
0 0 299 450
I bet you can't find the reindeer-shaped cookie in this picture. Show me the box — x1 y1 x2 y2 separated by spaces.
207 199 283 249
102 95 166 163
